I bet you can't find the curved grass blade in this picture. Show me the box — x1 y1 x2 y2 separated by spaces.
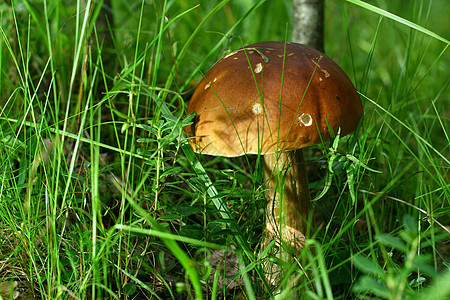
347 0 449 44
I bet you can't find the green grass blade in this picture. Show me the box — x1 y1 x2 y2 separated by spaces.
347 0 449 44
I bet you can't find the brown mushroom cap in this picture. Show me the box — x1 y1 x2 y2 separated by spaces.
185 41 363 157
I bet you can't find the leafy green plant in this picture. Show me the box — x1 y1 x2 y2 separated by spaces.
353 215 450 299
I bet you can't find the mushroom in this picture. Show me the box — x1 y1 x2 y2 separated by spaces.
185 41 363 282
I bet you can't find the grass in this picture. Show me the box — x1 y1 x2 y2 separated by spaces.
0 0 449 299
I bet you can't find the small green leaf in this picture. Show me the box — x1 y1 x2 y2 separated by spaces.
353 275 390 298
161 167 182 177
176 282 186 293
312 169 333 201
123 282 137 295
353 255 385 279
180 224 203 239
346 154 382 173
107 104 131 119
259 239 277 258
121 122 131 133
233 261 257 277
376 233 408 253
346 163 356 204
402 214 418 237
410 276 426 288
332 128 341 150
411 256 437 276
416 270 450 300
158 214 180 221
176 206 202 217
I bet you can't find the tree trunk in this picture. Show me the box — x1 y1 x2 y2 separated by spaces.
292 0 324 52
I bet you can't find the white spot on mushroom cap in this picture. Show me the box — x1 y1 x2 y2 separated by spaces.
298 113 312 126
224 51 237 59
321 69 330 78
204 78 217 90
254 63 263 73
252 103 263 115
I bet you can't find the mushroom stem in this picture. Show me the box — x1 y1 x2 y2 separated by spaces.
263 149 311 283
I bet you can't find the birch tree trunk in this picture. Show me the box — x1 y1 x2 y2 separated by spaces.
292 0 324 52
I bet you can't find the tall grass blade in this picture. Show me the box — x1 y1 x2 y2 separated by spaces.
347 0 449 44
